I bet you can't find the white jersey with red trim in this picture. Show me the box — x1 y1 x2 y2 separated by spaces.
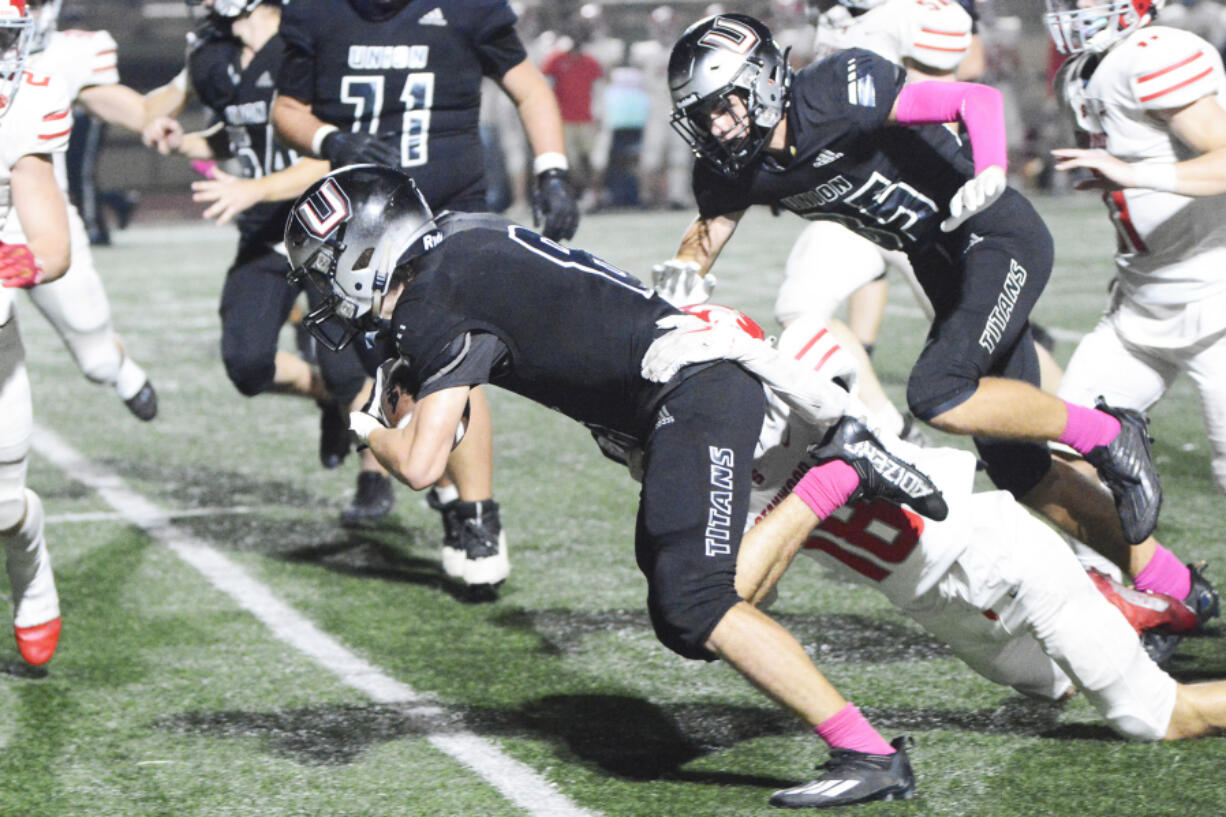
28 29 120 100
0 69 73 322
743 320 977 607
1060 25 1226 339
813 0 972 74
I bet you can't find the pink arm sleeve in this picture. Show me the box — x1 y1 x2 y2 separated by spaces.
893 81 1007 175
793 460 861 520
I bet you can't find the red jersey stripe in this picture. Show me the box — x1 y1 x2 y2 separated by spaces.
1137 50 1203 83
42 108 70 122
39 127 72 141
1138 67 1214 102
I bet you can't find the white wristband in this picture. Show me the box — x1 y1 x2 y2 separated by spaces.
311 124 339 156
1132 162 1179 193
533 151 569 175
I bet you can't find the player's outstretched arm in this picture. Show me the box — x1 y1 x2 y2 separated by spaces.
78 83 154 134
651 210 743 305
193 158 331 225
1053 96 1226 196
2 154 70 287
271 93 324 156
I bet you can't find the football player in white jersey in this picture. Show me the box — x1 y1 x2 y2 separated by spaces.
5 0 159 420
645 306 1226 770
0 0 74 666
1045 0 1226 626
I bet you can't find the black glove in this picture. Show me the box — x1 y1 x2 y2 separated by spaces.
533 168 579 241
320 130 400 169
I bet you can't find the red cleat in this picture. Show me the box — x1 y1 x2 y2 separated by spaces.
1087 569 1199 635
14 617 60 666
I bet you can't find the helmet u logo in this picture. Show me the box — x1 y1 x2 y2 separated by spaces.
698 17 760 55
297 179 352 238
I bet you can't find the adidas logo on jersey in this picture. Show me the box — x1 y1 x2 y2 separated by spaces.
655 405 674 430
256 71 274 88
812 149 844 169
419 7 448 25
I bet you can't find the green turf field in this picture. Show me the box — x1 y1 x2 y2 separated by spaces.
3 194 1225 816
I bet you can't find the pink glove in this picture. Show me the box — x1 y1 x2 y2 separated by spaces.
191 160 218 179
0 242 42 288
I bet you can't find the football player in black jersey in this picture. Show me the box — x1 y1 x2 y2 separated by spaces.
271 0 578 242
283 164 957 807
142 0 405 527
657 14 1172 589
271 0 578 590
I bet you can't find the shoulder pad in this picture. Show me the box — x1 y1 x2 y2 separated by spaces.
1122 26 1224 111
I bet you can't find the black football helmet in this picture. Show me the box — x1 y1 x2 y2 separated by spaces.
668 13 791 178
286 165 441 352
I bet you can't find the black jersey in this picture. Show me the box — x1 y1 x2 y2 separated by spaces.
694 48 974 253
389 214 680 439
194 35 303 248
278 0 527 210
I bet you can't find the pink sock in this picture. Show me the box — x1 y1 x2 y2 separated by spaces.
794 460 861 519
1058 401 1122 456
1133 544 1192 600
815 703 895 755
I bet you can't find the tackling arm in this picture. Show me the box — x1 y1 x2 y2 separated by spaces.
652 211 744 305
77 83 156 133
192 158 332 225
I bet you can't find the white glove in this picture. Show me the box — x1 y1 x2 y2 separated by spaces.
642 314 850 429
940 165 1007 233
349 410 385 446
641 313 745 382
651 259 716 306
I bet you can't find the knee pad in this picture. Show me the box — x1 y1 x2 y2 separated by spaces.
646 572 741 662
776 222 887 327
905 365 978 423
69 327 122 385
222 350 275 397
0 478 28 532
975 437 1052 499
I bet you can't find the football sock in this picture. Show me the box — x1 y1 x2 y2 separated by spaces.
815 703 895 755
115 354 149 401
1133 543 1192 601
431 482 459 505
793 460 860 519
1058 401 1121 456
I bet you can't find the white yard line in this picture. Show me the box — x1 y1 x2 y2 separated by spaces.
32 424 599 817
46 506 260 525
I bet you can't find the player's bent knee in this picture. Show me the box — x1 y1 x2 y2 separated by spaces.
0 491 26 533
978 441 1052 499
223 352 275 397
646 585 741 662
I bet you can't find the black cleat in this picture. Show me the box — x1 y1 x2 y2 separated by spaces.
123 380 158 421
318 400 350 470
771 736 916 809
809 416 948 521
1184 562 1220 631
453 499 509 589
1083 398 1161 545
1141 630 1181 668
340 471 394 527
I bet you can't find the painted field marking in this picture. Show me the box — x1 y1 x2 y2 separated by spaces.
32 424 599 817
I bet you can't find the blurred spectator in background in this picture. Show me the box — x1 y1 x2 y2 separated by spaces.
630 5 691 210
600 64 649 207
541 10 606 208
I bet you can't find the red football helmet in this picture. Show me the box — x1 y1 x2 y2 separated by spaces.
1044 0 1164 55
0 0 32 117
680 303 767 340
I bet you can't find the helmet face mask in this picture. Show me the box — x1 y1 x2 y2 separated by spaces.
668 13 791 178
185 0 263 22
285 165 440 352
0 1 33 118
1044 0 1161 55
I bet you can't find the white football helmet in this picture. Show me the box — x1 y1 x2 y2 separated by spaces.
1044 0 1164 55
26 0 59 53
0 0 33 118
834 0 888 10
